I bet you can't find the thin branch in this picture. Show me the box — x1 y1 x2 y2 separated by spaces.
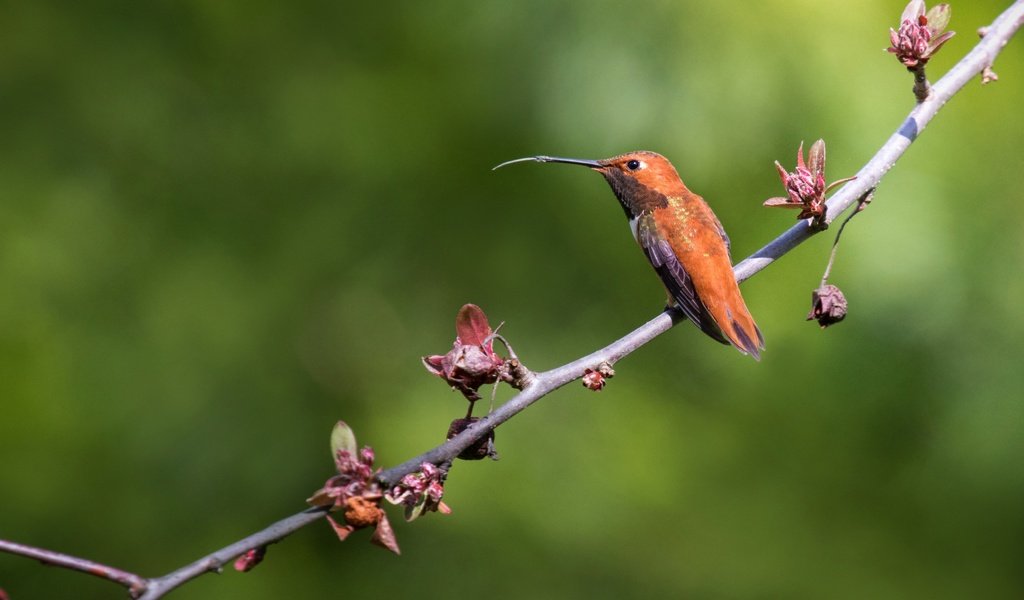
385 0 1024 485
4 2 1023 598
0 539 147 597
912 66 932 102
820 189 874 287
136 508 328 600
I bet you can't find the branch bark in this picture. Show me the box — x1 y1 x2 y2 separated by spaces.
0 539 147 596
2 2 1022 598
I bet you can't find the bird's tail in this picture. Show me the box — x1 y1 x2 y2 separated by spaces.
717 299 765 360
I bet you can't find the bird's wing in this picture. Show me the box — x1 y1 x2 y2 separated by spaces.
713 216 731 252
635 212 729 345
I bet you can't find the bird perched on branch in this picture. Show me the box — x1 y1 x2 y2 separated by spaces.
496 151 764 360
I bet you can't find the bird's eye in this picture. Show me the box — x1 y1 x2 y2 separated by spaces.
626 159 642 171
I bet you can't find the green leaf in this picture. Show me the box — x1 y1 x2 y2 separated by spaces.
925 3 951 34
330 420 358 458
405 497 428 521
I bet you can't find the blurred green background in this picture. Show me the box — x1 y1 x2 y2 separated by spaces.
3 1 1023 598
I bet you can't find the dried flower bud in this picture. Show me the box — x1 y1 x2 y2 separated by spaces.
344 496 384 528
446 417 498 460
808 284 848 328
423 304 506 401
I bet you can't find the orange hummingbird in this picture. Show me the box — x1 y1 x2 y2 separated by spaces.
495 151 765 360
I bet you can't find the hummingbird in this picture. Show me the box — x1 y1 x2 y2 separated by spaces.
495 151 764 360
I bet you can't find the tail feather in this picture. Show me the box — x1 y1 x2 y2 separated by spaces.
721 305 765 361
729 318 763 361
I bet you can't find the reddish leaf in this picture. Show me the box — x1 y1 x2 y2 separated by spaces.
326 514 356 541
763 197 799 208
370 513 402 555
930 30 956 53
421 354 445 376
455 304 492 347
306 487 334 508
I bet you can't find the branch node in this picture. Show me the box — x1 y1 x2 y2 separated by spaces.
501 357 536 390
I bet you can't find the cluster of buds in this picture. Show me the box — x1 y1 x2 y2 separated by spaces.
764 139 855 227
582 362 616 391
386 462 452 521
423 304 507 404
307 422 400 554
887 0 954 69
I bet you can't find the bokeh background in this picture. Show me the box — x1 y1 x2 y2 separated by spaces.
3 1 1023 598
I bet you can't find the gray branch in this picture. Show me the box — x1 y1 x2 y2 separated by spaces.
3 2 1022 598
382 0 1024 486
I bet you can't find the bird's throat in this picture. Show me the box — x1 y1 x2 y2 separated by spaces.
600 169 670 221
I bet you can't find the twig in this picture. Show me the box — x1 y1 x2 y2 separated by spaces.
911 66 931 101
0 539 147 597
3 2 1023 598
734 0 1024 282
820 189 874 287
135 508 328 599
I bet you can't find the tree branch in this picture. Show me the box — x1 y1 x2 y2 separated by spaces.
384 0 1024 486
136 508 328 600
0 539 147 596
3 2 1022 598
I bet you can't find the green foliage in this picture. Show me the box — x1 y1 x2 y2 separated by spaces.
2 1 1023 598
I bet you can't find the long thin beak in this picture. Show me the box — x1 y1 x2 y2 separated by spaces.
492 155 603 171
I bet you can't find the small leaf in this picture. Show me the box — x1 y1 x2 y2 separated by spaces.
405 496 428 522
929 30 956 54
326 514 356 541
901 0 926 24
330 421 357 459
421 354 446 376
774 160 790 184
763 197 800 208
925 3 951 34
795 141 806 170
371 513 402 555
306 487 335 508
808 139 826 180
824 175 857 194
455 304 492 347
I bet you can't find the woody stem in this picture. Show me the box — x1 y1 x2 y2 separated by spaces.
820 190 874 287
912 65 930 102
